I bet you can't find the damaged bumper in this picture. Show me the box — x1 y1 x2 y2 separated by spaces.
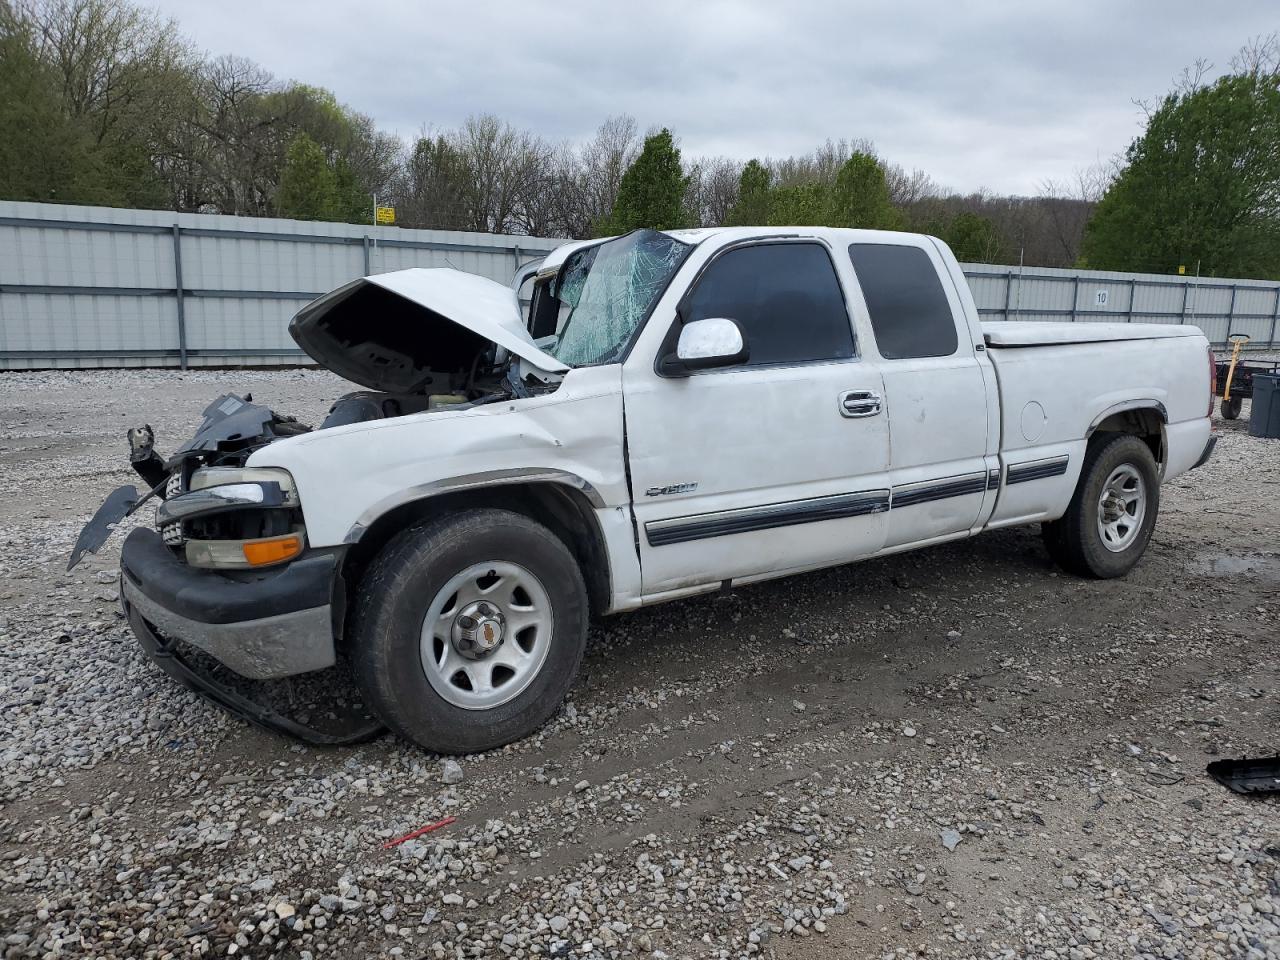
119 528 339 680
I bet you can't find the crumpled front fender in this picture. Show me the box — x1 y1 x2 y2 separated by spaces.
246 366 629 549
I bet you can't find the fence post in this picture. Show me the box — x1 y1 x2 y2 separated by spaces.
363 236 371 276
172 224 188 370
1125 279 1136 322
1270 287 1280 348
1226 284 1238 339
1070 276 1079 322
1004 271 1014 320
1179 280 1189 324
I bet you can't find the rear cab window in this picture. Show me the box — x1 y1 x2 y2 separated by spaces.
847 244 959 360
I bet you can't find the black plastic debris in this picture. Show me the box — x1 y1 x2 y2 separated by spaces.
1206 756 1280 795
66 484 138 571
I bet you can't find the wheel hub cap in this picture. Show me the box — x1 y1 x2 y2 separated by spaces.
419 561 554 711
452 602 505 658
1096 464 1146 553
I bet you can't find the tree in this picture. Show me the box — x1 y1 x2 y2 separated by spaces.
559 114 639 238
600 128 688 234
0 6 111 203
684 156 740 228
766 182 830 226
829 152 900 230
943 211 1006 262
396 132 468 229
275 133 337 220
725 159 770 226
1082 52 1280 278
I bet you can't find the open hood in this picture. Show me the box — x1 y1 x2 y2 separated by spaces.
290 268 568 393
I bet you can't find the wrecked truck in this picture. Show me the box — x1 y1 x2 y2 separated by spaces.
73 227 1219 754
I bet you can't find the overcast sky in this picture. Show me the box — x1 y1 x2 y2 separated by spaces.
156 0 1275 196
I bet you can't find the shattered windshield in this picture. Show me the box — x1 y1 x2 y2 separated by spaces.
546 230 692 367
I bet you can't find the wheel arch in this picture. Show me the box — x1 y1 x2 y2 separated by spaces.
336 477 613 645
1086 400 1167 465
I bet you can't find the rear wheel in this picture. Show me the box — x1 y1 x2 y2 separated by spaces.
1220 395 1243 420
351 509 588 753
1042 434 1160 579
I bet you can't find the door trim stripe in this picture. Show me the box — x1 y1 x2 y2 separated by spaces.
1005 455 1070 485
890 472 988 508
645 490 890 547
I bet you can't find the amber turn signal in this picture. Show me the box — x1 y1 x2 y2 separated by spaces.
241 534 302 567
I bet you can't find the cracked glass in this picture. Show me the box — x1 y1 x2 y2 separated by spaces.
547 230 691 367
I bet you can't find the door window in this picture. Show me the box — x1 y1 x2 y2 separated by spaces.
847 243 959 360
684 243 854 366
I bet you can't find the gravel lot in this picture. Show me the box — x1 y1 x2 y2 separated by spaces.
1 369 1277 960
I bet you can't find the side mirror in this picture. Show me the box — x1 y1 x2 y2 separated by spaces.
662 317 748 375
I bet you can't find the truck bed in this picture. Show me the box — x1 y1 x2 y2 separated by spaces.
983 321 1204 348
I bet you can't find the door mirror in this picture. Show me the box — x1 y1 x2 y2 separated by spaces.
663 317 748 375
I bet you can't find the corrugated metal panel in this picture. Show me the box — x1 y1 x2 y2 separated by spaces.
0 201 562 368
1 200 1276 369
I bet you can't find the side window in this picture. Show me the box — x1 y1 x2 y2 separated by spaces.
683 243 854 366
847 244 959 360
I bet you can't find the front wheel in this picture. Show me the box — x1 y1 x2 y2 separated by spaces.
1042 434 1160 579
351 509 588 754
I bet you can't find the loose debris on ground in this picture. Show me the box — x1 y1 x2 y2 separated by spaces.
1 369 1277 959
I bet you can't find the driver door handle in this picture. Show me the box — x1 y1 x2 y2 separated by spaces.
839 390 882 418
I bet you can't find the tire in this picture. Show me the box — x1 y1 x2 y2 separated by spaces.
1220 395 1243 420
350 509 588 754
1041 434 1160 579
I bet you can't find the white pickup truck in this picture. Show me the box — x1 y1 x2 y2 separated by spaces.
80 227 1218 753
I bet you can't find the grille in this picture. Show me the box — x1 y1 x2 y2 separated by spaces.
160 470 184 545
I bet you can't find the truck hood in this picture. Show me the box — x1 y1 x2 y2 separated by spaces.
290 268 568 393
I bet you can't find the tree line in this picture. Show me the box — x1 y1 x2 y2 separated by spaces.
2 1 1276 278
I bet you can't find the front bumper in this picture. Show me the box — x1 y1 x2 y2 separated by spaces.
119 528 338 680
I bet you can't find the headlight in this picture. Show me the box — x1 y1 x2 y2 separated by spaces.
189 466 298 500
168 467 305 569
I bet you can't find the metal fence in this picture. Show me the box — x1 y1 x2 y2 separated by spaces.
0 201 561 370
962 262 1280 348
2 200 1277 370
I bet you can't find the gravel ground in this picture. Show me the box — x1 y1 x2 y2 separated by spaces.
0 369 1277 960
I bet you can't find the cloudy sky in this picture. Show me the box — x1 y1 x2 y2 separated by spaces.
157 0 1275 196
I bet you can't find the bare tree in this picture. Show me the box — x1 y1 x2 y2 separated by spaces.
883 161 937 206
770 137 876 188
1038 161 1110 266
682 155 740 227
22 0 192 144
554 114 640 237
1230 32 1279 76
449 114 550 233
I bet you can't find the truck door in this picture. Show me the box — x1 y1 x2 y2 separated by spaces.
845 241 996 548
622 239 892 598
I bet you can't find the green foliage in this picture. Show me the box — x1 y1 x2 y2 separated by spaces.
725 159 771 226
599 128 688 234
754 151 900 230
0 2 169 207
829 152 900 229
275 134 337 220
274 133 372 223
1082 71 1280 279
331 157 372 224
766 182 831 226
943 211 1006 262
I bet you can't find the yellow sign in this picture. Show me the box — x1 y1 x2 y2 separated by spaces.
375 206 395 225
1177 264 1186 275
